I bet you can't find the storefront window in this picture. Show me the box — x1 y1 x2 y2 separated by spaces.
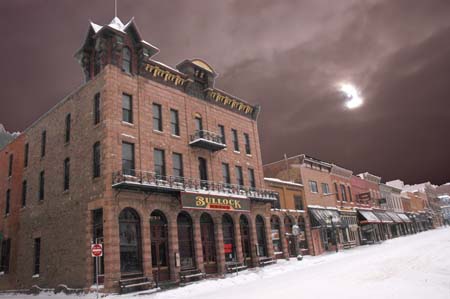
271 216 282 254
119 208 142 273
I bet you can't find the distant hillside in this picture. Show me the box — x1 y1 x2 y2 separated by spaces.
0 124 15 150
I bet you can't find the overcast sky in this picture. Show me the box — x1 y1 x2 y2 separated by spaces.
1 0 449 184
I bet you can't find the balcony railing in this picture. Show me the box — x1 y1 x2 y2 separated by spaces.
189 130 227 151
112 170 278 201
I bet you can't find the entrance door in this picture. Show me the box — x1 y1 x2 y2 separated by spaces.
119 208 143 275
198 157 208 189
150 210 170 282
222 214 236 262
240 215 251 264
284 217 296 257
177 212 195 270
200 213 217 274
255 215 267 257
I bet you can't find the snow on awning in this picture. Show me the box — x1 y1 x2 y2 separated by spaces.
373 211 394 223
386 212 404 223
309 208 342 228
396 213 412 223
357 210 381 224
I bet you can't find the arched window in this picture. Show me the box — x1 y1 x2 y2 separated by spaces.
239 215 251 260
177 212 195 270
119 208 142 273
150 210 170 281
256 215 267 257
222 214 235 262
122 47 132 73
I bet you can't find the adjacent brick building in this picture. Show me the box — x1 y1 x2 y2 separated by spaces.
263 155 343 255
0 17 279 292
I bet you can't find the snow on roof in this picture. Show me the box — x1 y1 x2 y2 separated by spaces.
90 22 103 33
90 17 130 35
307 205 338 210
264 177 303 187
107 16 126 33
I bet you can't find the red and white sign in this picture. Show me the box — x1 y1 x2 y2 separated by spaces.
91 244 103 257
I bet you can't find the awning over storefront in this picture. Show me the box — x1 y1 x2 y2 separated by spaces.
309 207 342 228
373 211 394 223
407 213 428 222
386 212 403 223
396 213 412 223
357 210 381 224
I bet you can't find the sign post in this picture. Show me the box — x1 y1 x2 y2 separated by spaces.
91 243 103 299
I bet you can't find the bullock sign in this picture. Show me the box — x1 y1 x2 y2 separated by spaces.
181 192 250 212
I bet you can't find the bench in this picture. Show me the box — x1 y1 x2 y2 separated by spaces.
119 276 153 294
226 262 248 273
258 257 276 267
179 269 205 283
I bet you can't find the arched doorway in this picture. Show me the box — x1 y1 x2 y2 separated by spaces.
119 208 142 275
255 215 267 257
200 213 217 274
298 216 309 255
177 212 195 270
239 215 251 264
270 216 282 257
150 210 170 282
284 216 296 257
222 214 236 262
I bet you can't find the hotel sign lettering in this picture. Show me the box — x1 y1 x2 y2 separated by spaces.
181 192 250 212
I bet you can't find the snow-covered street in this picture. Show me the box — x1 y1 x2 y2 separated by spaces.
2 228 450 299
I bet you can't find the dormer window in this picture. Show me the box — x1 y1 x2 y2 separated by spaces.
122 47 131 74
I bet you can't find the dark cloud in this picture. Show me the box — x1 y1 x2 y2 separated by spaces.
0 0 449 184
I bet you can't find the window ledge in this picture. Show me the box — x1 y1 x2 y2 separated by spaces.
246 154 252 157
153 130 164 135
64 142 70 147
62 190 70 195
32 274 40 278
170 134 181 139
233 151 241 154
121 121 134 127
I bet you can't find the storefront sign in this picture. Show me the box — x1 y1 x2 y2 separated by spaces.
181 192 250 211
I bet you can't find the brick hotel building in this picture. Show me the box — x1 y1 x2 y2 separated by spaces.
0 17 279 292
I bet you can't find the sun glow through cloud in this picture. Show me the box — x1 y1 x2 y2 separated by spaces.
339 83 363 109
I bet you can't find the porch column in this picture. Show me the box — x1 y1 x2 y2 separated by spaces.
192 213 205 273
214 215 226 275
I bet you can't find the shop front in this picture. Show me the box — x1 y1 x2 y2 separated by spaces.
338 210 360 248
356 209 381 244
103 178 279 290
308 207 343 254
373 210 394 240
